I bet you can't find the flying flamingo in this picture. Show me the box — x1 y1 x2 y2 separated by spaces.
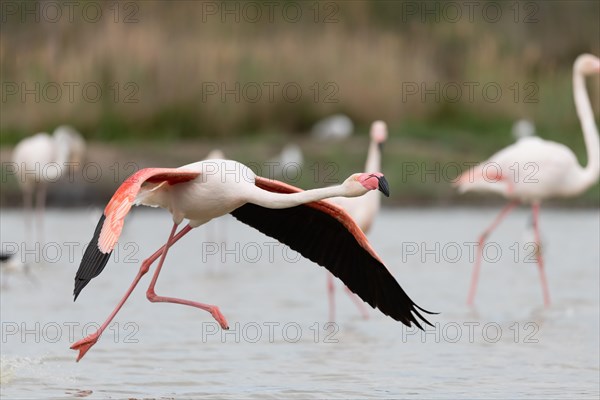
326 120 388 321
12 126 85 246
70 159 434 361
455 54 600 306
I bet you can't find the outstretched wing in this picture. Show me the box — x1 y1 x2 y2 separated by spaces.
230 177 434 329
73 168 200 300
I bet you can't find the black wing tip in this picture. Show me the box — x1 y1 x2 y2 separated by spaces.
72 214 111 301
415 304 439 316
73 279 87 301
410 306 436 330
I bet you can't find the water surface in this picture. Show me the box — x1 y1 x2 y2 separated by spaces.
1 208 598 399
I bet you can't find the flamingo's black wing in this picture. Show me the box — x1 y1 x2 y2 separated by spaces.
230 179 435 329
74 215 112 300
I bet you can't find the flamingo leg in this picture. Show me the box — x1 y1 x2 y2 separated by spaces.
467 200 519 305
218 218 227 268
327 272 335 322
206 220 218 272
343 286 370 319
145 225 230 330
23 189 33 249
327 275 369 320
532 202 551 306
70 224 193 361
35 183 46 247
204 218 227 272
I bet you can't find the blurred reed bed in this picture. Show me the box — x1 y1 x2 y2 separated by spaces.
1 1 598 140
0 1 598 205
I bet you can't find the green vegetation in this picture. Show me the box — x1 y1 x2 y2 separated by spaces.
1 1 598 206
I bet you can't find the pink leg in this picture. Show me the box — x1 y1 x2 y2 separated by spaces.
35 183 47 247
467 200 519 305
70 224 193 361
23 189 33 249
532 202 551 306
205 220 217 271
146 226 229 330
343 286 369 319
327 272 335 322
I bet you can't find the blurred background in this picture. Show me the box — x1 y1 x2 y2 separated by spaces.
1 0 598 206
1 2 599 399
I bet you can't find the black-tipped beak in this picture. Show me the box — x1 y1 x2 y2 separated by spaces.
377 176 390 197
378 142 384 152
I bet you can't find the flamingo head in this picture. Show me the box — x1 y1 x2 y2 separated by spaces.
370 120 388 151
575 54 600 76
344 172 390 197
206 149 225 160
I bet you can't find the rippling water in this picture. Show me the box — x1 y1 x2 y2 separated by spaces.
1 208 599 399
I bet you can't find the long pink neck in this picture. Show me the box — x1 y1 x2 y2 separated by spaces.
573 66 600 190
365 138 381 174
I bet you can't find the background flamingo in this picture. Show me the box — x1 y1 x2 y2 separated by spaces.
11 126 85 246
326 120 388 321
512 118 536 140
311 114 354 141
455 54 600 306
70 159 433 361
0 250 36 288
266 143 304 179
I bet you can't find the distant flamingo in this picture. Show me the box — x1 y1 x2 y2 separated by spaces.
311 114 354 141
266 143 304 179
512 118 536 140
205 149 225 160
326 121 388 321
0 252 33 288
455 54 600 306
12 126 85 245
71 159 433 361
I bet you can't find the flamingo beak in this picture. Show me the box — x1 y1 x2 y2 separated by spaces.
377 175 390 197
378 142 384 152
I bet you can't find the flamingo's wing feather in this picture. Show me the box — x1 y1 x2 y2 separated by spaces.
73 168 200 301
230 177 434 329
74 214 111 300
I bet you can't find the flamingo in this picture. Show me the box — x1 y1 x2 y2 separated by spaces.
11 126 85 246
326 121 388 321
455 54 600 306
311 114 354 141
205 149 225 160
512 119 536 140
266 143 304 179
70 159 434 361
0 252 33 288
